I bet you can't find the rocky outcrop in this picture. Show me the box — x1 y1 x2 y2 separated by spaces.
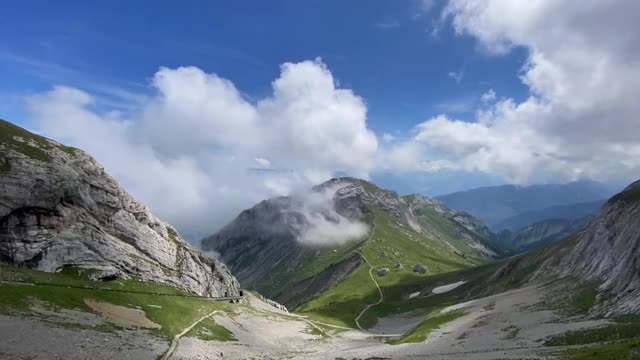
561 180 640 315
0 119 239 297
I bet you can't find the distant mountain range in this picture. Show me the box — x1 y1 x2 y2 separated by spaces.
494 200 604 231
435 181 616 231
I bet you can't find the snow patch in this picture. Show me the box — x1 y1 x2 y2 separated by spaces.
432 281 467 294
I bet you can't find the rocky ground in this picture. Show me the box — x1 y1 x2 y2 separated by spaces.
0 314 166 360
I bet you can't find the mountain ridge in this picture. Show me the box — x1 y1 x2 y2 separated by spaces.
203 177 498 311
435 181 614 230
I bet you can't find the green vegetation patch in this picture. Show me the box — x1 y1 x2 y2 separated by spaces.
0 158 10 173
571 284 599 314
0 263 231 339
388 310 466 345
559 337 640 360
545 315 640 347
185 317 237 342
0 119 77 161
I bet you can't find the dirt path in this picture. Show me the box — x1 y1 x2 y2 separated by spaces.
160 310 222 360
354 251 384 331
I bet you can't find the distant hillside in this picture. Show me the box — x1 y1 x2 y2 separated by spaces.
494 200 604 231
496 217 592 254
202 177 497 319
435 181 614 230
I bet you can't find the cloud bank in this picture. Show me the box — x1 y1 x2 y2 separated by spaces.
27 59 377 238
25 1 640 238
383 0 640 183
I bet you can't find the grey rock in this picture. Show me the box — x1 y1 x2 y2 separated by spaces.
0 120 240 297
561 180 640 315
377 268 390 277
395 263 404 271
413 264 427 274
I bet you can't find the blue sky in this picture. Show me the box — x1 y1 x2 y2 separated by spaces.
1 0 528 135
1 1 637 236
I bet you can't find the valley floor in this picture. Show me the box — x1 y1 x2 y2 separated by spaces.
0 284 629 360
172 286 609 360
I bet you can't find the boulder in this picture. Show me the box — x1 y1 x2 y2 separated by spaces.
413 264 428 274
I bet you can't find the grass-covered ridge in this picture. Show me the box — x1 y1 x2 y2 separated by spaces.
0 119 76 163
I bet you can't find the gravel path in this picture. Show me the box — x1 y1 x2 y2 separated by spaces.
161 310 222 360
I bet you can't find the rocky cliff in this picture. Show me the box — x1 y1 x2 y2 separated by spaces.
561 180 640 314
0 119 240 297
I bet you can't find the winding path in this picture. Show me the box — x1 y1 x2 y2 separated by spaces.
354 250 384 331
160 310 222 360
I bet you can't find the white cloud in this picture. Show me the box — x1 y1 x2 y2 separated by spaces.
480 89 496 103
291 184 369 246
392 0 640 183
26 59 378 239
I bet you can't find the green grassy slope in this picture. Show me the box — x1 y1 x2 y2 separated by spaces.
295 208 493 328
496 217 591 254
0 264 234 340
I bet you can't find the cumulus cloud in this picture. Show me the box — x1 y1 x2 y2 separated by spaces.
26 58 378 239
386 0 640 183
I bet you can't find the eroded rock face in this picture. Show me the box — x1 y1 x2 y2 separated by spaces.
561 180 640 315
0 120 240 297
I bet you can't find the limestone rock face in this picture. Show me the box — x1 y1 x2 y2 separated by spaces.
561 180 640 315
0 120 240 297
